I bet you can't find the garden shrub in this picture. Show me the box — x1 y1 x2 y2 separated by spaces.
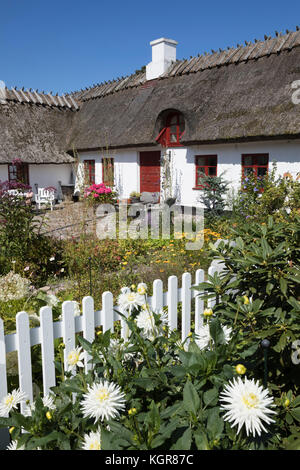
0 180 65 286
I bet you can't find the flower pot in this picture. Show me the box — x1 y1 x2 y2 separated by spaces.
130 197 140 204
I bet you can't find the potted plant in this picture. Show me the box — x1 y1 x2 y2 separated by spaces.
129 191 141 203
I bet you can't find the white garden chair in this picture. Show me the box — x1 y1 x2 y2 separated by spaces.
34 188 55 211
6 189 25 198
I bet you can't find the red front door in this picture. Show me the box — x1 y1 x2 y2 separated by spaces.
140 151 161 194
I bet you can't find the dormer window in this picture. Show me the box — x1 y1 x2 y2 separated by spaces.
156 111 185 147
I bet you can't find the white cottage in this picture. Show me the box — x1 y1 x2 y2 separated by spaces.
1 30 300 206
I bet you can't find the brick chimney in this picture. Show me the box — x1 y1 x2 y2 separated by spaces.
146 38 178 81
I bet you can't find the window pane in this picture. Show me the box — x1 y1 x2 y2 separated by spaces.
196 156 206 166
208 166 217 176
103 158 114 186
257 155 268 165
9 165 17 180
257 167 268 177
169 115 178 125
243 156 254 166
244 167 254 176
207 156 217 166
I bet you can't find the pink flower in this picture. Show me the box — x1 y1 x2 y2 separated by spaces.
93 193 99 198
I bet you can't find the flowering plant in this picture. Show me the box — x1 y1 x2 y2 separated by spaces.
83 183 117 205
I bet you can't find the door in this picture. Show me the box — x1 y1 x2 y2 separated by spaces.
139 151 161 194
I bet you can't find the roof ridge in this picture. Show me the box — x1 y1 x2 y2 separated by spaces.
13 26 300 104
2 87 79 111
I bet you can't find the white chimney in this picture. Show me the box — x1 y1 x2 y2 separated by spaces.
146 38 178 81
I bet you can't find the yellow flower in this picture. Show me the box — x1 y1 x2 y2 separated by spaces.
9 427 15 434
46 411 52 420
243 295 250 305
235 364 247 375
203 308 213 317
128 407 137 416
131 284 136 290
284 399 290 407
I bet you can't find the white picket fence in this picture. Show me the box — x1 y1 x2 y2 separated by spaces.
0 265 221 412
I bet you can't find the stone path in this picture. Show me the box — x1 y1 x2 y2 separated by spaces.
34 201 95 239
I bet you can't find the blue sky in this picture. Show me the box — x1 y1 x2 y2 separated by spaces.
1 0 300 94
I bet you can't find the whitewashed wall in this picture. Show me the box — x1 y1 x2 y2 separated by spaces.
0 163 72 194
170 140 300 207
77 140 300 206
77 148 160 199
29 164 73 193
0 164 7 183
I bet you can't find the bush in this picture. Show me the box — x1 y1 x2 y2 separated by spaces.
0 180 65 285
233 165 300 222
197 173 230 217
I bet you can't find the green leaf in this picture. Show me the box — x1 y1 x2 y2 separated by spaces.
207 407 224 439
280 277 288 296
183 381 200 416
171 428 192 450
209 318 225 346
273 333 287 352
290 408 300 423
203 388 219 407
146 400 160 433
194 430 209 450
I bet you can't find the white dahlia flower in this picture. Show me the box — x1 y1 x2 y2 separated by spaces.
80 380 126 422
219 377 276 437
136 307 168 340
67 346 85 371
137 282 147 295
6 440 25 450
81 428 102 450
118 289 145 313
195 323 232 350
0 389 27 417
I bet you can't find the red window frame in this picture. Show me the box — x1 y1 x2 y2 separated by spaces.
83 160 95 185
8 162 29 185
194 155 218 189
102 157 114 187
156 112 185 147
241 154 269 180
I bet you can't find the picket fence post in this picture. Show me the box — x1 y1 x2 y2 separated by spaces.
167 275 178 331
182 272 192 343
82 296 95 373
194 269 205 333
102 292 114 333
62 301 75 375
40 306 56 396
152 279 163 312
0 319 8 405
16 312 33 414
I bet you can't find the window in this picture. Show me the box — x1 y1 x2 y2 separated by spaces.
83 160 95 185
102 158 114 187
194 155 217 188
241 154 269 179
156 111 185 147
8 162 29 185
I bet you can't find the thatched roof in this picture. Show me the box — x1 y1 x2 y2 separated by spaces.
2 28 300 162
0 93 77 163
